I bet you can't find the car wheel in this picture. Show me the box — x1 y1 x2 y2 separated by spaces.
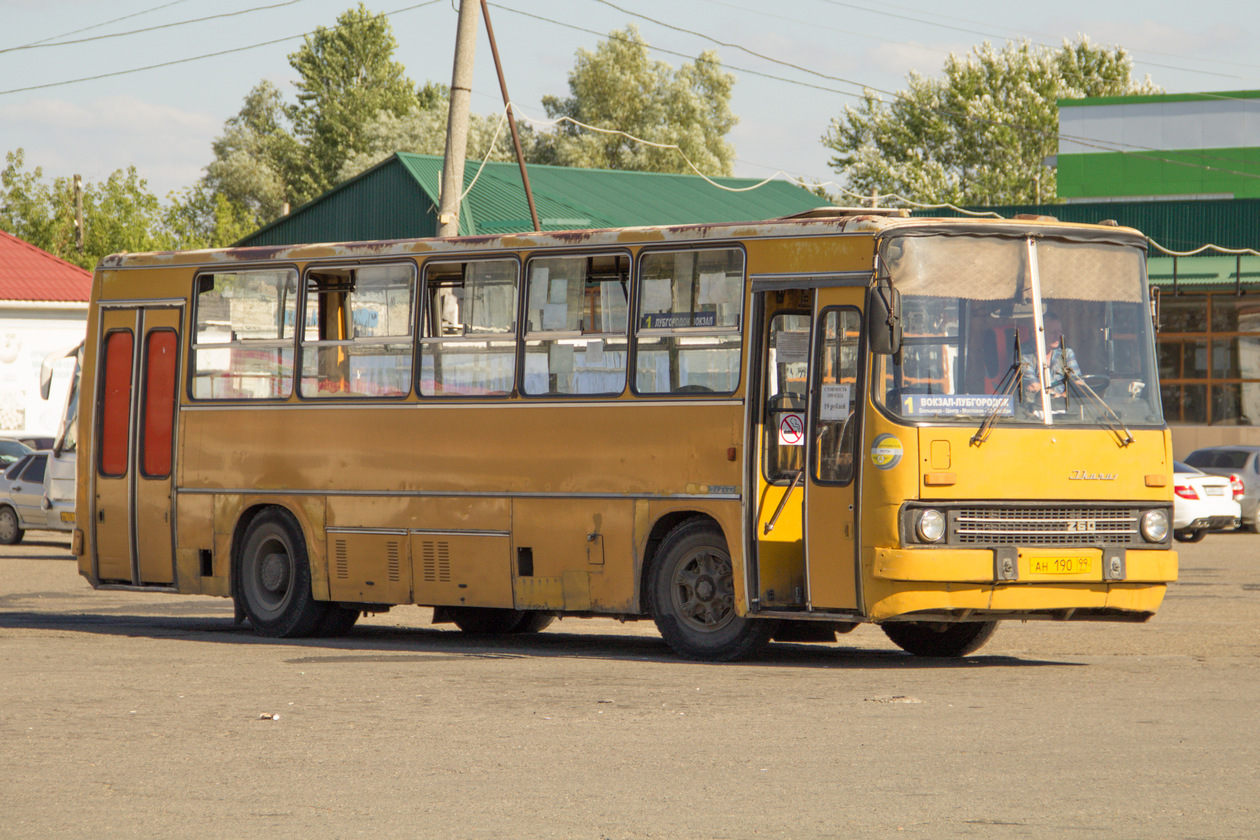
1174 529 1207 543
0 505 24 545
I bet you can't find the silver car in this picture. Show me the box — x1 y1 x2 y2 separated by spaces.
1183 445 1260 532
0 452 73 544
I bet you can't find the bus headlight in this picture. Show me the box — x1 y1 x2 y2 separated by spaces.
916 509 946 543
1140 509 1170 542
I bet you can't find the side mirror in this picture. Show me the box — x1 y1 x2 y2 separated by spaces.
867 277 902 355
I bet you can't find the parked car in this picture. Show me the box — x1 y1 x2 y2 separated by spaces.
1183 445 1260 532
0 437 33 469
1172 460 1242 542
0 451 74 545
17 436 55 451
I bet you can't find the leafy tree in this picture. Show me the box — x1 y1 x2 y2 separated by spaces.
203 81 299 228
286 2 419 202
1 148 181 269
537 26 738 176
821 37 1162 205
336 82 534 180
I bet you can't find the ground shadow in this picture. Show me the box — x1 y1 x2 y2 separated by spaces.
0 605 1076 670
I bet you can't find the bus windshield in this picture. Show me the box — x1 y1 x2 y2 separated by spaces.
873 232 1164 428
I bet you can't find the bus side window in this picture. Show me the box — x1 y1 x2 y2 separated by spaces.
299 263 415 398
419 259 518 396
634 248 744 395
522 254 629 396
191 270 298 400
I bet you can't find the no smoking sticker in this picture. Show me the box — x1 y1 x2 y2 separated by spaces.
778 412 805 446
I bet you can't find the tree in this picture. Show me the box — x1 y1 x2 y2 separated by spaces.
286 2 419 202
1 148 181 269
336 82 536 180
537 26 738 176
203 81 300 228
821 37 1162 206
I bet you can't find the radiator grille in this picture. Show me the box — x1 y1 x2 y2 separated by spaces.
952 507 1142 546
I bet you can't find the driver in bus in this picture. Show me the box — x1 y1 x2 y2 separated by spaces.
1021 312 1081 397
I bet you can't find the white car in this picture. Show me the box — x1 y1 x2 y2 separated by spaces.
0 452 74 545
1173 460 1241 543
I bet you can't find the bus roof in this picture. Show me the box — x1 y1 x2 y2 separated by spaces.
97 210 1148 271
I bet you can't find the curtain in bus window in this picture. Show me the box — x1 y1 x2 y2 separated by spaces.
420 259 518 396
100 330 134 477
522 255 629 396
299 264 415 398
191 270 297 399
141 329 178 478
634 248 744 394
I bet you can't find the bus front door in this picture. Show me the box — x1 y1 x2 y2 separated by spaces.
803 292 863 610
92 305 182 586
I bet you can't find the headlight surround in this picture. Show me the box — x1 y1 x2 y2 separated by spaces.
916 508 946 543
1140 509 1170 543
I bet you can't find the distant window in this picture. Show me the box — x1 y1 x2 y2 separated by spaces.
299 263 415 398
634 248 744 394
420 259 519 396
523 254 629 396
192 270 298 399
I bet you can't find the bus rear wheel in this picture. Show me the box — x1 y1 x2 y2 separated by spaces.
882 620 998 658
236 508 327 638
648 519 776 661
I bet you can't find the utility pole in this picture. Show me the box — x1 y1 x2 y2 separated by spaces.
480 0 539 233
437 0 479 238
73 174 84 252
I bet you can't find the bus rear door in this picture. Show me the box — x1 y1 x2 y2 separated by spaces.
92 305 182 586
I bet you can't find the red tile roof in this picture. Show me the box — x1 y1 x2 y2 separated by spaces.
0 229 91 303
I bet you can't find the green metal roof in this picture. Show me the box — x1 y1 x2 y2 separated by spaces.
240 153 824 246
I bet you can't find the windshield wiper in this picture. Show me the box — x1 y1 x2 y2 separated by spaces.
1060 336 1133 446
971 332 1024 446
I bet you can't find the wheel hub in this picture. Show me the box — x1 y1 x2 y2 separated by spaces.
260 551 290 593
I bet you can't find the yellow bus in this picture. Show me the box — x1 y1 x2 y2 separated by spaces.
73 209 1177 660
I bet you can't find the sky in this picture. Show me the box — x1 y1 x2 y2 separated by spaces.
2 0 1258 199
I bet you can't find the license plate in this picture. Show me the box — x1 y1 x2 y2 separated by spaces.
1030 557 1092 575
60 511 75 523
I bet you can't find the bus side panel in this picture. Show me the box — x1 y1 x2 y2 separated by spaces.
511 498 637 613
325 494 513 608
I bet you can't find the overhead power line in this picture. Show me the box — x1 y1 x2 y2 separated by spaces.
9 0 195 50
0 1 444 97
0 0 312 55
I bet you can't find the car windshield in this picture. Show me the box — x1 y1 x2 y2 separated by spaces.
872 232 1164 429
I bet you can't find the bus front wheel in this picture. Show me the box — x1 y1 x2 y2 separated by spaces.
648 519 776 661
237 508 327 638
882 620 998 658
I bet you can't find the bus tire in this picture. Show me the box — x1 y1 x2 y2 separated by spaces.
315 605 360 637
511 611 556 634
0 505 24 545
236 508 327 638
449 607 546 635
882 620 998 658
648 519 776 661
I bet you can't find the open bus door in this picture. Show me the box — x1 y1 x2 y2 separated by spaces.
91 305 182 586
749 281 864 614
